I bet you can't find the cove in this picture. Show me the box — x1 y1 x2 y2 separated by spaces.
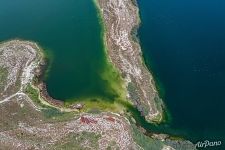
0 0 124 103
137 0 225 147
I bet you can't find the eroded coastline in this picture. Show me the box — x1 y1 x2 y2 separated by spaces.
0 40 141 149
96 0 163 122
0 30 197 150
0 40 197 149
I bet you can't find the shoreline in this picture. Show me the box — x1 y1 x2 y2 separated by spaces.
1 0 166 124
0 39 79 112
96 0 164 123
1 0 165 124
0 26 196 150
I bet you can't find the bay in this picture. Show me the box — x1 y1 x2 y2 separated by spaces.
0 0 118 102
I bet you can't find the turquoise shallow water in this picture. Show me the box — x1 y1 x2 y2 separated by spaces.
138 0 225 148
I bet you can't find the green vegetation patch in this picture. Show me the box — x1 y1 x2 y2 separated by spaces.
42 107 76 122
25 84 42 105
65 96 125 114
0 67 8 92
131 124 164 150
106 141 119 150
25 84 76 122
127 82 140 104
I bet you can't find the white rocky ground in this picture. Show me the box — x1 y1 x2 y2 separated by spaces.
0 40 40 104
97 0 163 122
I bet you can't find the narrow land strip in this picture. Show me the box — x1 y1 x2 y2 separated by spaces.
96 0 163 122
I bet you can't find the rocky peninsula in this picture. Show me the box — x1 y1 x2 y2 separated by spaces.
96 0 163 122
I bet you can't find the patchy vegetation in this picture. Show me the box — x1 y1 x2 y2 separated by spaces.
0 67 8 93
131 124 164 150
51 131 101 150
0 40 139 149
0 14 196 150
25 84 41 105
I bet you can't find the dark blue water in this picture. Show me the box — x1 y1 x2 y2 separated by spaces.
138 0 225 146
